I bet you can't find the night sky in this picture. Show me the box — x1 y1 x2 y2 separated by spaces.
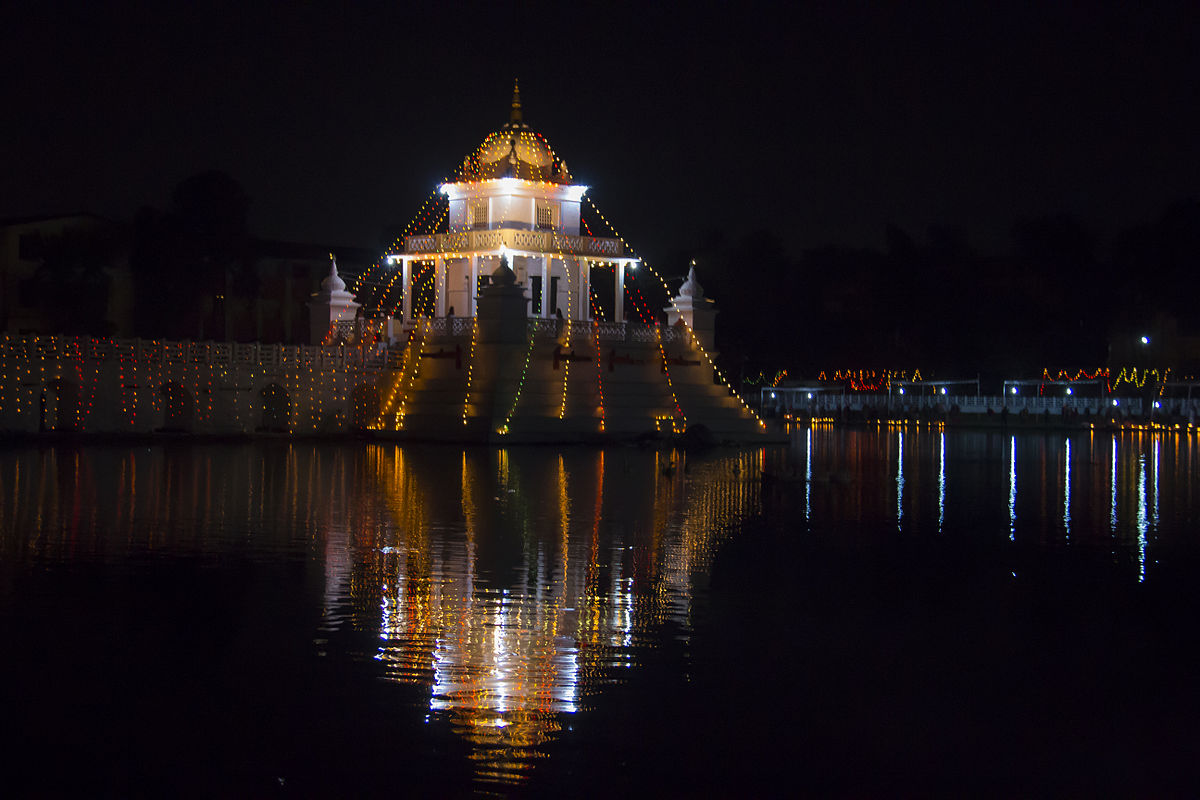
4 1 1198 261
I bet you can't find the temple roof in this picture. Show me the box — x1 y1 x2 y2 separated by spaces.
456 82 573 184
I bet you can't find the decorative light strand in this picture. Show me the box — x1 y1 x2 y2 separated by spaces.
586 196 766 429
656 324 687 431
461 317 479 426
557 260 574 420
497 322 537 436
395 319 431 429
591 317 607 433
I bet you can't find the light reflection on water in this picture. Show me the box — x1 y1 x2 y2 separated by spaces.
779 425 1192 574
298 444 764 787
2 430 1199 793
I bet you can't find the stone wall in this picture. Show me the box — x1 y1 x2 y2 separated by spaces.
0 323 769 442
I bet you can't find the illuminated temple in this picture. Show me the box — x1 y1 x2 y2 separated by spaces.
0 86 771 442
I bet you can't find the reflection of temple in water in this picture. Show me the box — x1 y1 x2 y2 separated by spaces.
324 445 764 786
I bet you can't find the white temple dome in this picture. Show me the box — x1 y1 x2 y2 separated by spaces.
459 82 572 183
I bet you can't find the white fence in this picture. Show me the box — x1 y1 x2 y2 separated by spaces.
761 387 1200 419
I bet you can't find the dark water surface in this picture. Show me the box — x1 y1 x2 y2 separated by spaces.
3 428 1200 796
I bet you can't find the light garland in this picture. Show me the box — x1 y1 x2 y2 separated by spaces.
395 319 431 429
585 197 766 430
1038 367 1109 395
497 322 537 436
557 260 574 420
1112 366 1170 393
656 325 687 431
377 327 417 428
818 369 923 392
591 319 607 433
0 334 400 436
461 317 479 426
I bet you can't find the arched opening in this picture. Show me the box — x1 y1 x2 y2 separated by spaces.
159 382 195 432
260 383 290 432
350 383 380 430
39 379 82 432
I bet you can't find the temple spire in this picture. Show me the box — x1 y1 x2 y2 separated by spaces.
510 79 523 125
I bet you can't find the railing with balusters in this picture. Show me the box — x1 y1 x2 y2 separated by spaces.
403 229 623 258
760 389 1200 419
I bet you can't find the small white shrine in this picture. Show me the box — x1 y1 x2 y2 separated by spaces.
665 261 717 353
308 254 360 344
387 83 639 325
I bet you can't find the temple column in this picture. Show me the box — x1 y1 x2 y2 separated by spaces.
580 259 591 320
567 258 580 322
540 256 550 318
401 258 412 324
435 255 446 317
614 260 626 323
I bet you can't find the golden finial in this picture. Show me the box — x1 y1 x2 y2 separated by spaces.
510 79 522 125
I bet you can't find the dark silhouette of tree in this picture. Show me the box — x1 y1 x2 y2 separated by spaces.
1112 199 1200 326
30 224 124 336
129 171 255 339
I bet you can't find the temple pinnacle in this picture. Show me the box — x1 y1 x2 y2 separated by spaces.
510 79 522 125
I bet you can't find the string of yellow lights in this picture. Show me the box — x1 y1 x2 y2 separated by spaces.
461 317 480 426
591 317 607 433
395 319 431 429
497 323 537 436
585 197 765 429
557 256 574 420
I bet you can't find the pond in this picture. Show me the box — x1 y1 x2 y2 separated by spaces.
2 428 1198 796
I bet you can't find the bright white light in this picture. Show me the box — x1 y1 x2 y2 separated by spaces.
806 392 813 399
1008 435 1016 541
898 387 905 395
386 255 401 265
1011 387 1018 395
940 387 947 395
1113 399 1119 406
1066 387 1073 395
498 177 520 191
563 185 589 202
1154 401 1161 409
770 392 776 400
1141 336 1150 345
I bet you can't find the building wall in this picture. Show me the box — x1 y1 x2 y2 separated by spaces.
0 325 767 441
